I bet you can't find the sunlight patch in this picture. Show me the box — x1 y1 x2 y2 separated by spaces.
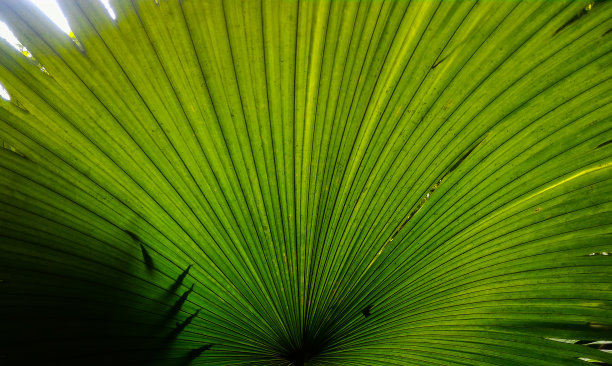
0 21 35 60
0 21 21 51
0 82 10 101
29 0 71 34
100 0 117 20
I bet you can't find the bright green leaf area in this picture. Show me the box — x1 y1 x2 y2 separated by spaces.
0 0 611 365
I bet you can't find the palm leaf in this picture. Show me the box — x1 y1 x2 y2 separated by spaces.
1 0 611 365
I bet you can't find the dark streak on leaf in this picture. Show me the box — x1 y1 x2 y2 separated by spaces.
447 143 479 175
362 305 372 317
431 57 445 69
554 3 596 36
391 184 437 240
125 230 155 271
167 309 200 341
124 229 140 242
140 243 155 272
12 99 29 113
389 139 484 241
169 284 194 315
1 145 28 160
596 139 612 149
169 265 192 293
179 344 213 366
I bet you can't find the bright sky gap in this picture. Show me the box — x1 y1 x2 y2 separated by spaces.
0 0 116 99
